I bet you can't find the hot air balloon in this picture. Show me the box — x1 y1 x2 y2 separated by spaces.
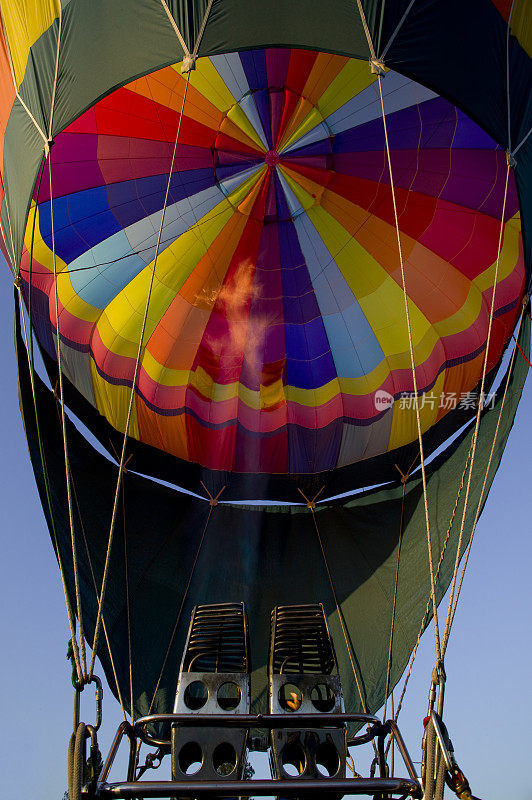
0 1 530 798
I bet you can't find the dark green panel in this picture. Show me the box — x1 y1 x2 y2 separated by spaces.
1 101 44 271
166 0 212 52
16 290 530 721
16 17 59 138
198 0 370 58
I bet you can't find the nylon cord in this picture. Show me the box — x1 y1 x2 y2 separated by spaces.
17 286 82 682
69 474 128 721
147 491 222 715
377 72 442 662
382 482 405 722
442 302 526 653
301 491 368 714
22 156 83 683
441 162 511 655
159 0 190 57
89 72 192 680
122 480 135 722
48 144 88 678
390 433 475 727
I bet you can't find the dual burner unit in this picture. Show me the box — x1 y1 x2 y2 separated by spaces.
171 602 346 787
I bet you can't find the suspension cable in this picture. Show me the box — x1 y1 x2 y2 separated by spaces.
299 488 368 714
88 71 192 680
377 72 442 662
442 300 526 653
390 434 475 726
16 285 82 682
441 161 511 656
48 143 88 678
122 479 135 722
21 155 83 683
147 484 225 715
383 481 406 722
69 474 128 721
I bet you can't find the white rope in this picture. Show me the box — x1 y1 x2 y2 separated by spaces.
300 488 369 714
48 145 88 678
354 0 377 60
17 282 83 682
377 73 442 662
382 483 405 722
88 71 192 680
69 475 128 722
192 0 214 58
147 483 226 714
442 299 525 654
159 0 190 57
47 3 62 142
1 175 17 273
0 6 50 146
441 161 511 655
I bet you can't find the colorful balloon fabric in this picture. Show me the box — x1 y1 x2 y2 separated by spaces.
21 48 524 474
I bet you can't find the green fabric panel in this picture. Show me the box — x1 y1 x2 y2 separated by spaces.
2 0 531 272
16 291 530 721
165 0 212 52
16 17 59 139
197 0 370 58
1 100 44 271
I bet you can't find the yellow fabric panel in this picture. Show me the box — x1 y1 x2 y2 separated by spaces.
279 57 375 153
136 356 395 409
130 69 222 132
279 105 326 154
260 375 286 410
96 170 264 360
317 57 376 120
96 204 233 359
301 202 439 369
186 56 236 111
430 284 483 340
278 164 325 211
301 52 349 106
226 102 266 151
23 201 100 324
89 357 139 439
1 0 59 87
277 96 318 152
510 0 532 58
472 213 521 293
388 370 446 452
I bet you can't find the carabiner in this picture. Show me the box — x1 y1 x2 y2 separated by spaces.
73 674 103 732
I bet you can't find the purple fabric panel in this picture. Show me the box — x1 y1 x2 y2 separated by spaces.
278 219 337 389
333 148 520 218
266 48 291 90
239 49 268 92
106 168 215 229
21 280 55 359
36 133 105 203
274 171 292 221
333 96 500 154
98 136 214 183
288 418 344 473
268 89 284 149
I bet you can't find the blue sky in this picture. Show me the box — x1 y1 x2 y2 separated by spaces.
0 276 530 799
